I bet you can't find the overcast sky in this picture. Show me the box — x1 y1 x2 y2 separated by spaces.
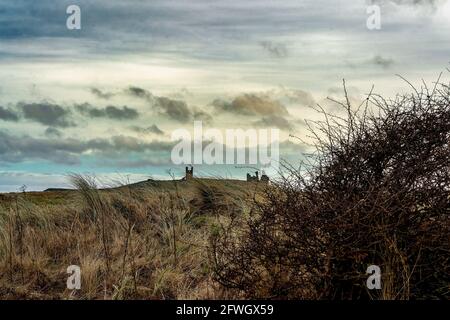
1 0 449 191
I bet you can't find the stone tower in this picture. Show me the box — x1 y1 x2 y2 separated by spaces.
185 166 193 180
246 171 259 182
260 171 270 183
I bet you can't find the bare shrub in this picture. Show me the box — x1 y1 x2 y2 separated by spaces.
211 78 450 299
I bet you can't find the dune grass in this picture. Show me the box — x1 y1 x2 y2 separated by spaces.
0 177 253 299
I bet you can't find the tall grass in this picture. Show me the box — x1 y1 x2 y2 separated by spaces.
0 176 242 299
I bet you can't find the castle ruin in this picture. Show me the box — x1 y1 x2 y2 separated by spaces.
183 166 269 183
246 170 269 183
185 166 194 180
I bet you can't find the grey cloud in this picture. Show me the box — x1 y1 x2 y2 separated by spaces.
260 41 288 58
155 96 192 122
130 124 165 135
212 94 289 116
286 90 315 106
44 127 63 138
0 130 174 165
0 1 330 56
90 88 115 99
105 106 139 120
126 86 196 122
75 103 139 120
0 106 19 121
19 102 74 127
0 131 85 165
271 88 316 106
0 0 446 73
374 0 444 8
193 109 213 125
126 86 153 100
371 55 395 69
253 115 294 131
107 135 172 153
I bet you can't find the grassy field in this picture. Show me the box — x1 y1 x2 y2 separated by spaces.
0 177 264 299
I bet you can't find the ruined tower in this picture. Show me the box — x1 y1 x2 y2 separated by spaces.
185 166 193 180
246 170 270 183
246 171 259 182
260 171 270 184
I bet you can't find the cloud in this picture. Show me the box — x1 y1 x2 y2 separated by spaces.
75 103 139 120
0 106 19 121
126 86 153 100
125 86 196 122
90 88 114 99
253 115 294 131
0 131 84 165
260 41 288 58
0 130 174 165
44 127 63 138
106 135 172 153
18 102 74 127
193 109 213 125
212 94 289 116
375 0 444 8
130 124 165 135
169 88 193 100
155 96 192 122
268 88 316 106
370 55 395 69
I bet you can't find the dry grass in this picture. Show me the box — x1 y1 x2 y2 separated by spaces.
0 177 253 300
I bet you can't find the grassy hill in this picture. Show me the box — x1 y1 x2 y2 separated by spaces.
1 178 257 207
0 176 267 299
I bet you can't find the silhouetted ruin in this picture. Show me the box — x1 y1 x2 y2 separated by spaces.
260 171 270 183
246 171 258 182
182 166 269 183
185 166 194 180
247 171 269 183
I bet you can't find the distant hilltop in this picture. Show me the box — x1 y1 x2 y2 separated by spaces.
38 166 270 193
44 188 72 192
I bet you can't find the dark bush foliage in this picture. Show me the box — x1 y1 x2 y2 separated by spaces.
211 78 450 299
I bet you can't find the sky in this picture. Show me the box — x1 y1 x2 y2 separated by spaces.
1 0 450 191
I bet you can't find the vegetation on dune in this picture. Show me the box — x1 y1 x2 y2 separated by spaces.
0 178 250 299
